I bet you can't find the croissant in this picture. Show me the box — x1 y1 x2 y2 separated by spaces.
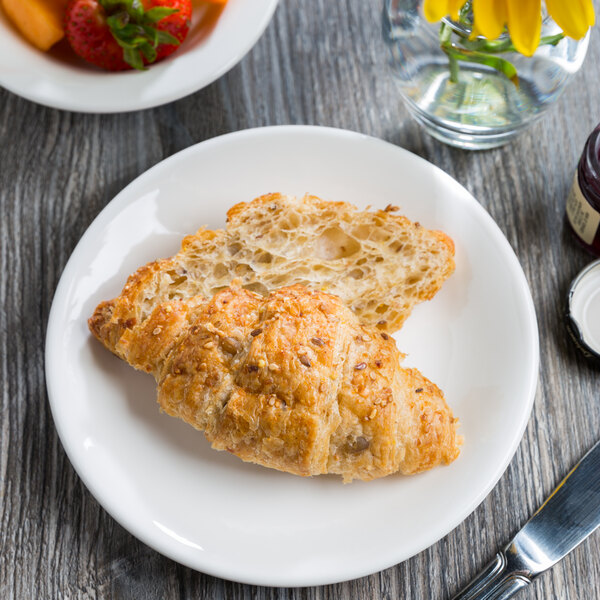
90 282 460 482
86 193 455 358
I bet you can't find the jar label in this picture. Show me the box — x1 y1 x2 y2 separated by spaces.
566 173 600 245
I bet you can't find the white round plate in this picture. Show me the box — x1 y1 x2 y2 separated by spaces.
0 0 278 113
45 126 539 586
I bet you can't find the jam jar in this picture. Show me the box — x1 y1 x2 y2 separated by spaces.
566 124 600 256
566 259 600 365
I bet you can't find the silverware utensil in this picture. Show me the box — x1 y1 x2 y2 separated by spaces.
452 439 600 600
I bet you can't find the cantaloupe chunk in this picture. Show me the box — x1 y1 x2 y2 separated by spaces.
2 0 68 51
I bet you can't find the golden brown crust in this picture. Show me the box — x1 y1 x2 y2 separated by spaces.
98 283 460 481
88 259 175 359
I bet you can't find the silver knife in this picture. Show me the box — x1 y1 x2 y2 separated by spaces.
452 439 600 600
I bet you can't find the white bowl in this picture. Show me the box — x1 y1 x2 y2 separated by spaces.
0 0 279 113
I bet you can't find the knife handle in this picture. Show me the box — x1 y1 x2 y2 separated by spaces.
451 551 533 600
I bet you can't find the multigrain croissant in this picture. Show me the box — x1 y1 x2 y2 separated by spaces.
88 193 455 357
90 283 460 482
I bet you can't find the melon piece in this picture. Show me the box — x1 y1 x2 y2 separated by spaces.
2 0 68 51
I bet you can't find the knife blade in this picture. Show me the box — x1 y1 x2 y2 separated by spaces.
452 438 600 600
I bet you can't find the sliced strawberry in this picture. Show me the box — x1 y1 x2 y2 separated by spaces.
64 0 192 71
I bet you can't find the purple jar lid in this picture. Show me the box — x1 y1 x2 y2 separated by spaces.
566 259 600 365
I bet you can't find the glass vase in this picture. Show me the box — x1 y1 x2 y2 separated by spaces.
383 0 590 150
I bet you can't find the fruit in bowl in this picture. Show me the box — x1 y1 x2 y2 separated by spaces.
1 0 224 70
1 0 68 51
64 0 192 70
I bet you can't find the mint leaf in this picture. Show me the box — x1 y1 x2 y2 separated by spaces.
123 47 146 70
156 30 180 46
102 0 182 68
106 12 130 31
139 41 157 63
144 7 179 24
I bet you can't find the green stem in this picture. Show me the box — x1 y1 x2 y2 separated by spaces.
443 44 519 86
461 33 565 54
440 22 460 83
440 9 564 88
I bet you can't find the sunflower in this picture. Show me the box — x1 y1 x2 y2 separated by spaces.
424 0 595 56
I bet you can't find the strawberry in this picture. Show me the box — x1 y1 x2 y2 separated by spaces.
64 0 192 71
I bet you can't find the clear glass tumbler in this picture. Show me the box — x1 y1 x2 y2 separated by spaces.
383 0 589 150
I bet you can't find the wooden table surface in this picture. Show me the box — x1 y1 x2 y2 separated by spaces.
2 1 600 598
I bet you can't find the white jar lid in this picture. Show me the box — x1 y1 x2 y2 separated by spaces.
566 259 600 364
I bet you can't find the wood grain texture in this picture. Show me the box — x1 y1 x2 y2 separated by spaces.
1 0 600 598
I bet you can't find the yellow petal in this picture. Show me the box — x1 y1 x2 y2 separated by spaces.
546 0 594 39
423 0 449 22
448 0 467 20
473 0 508 40
469 21 482 40
582 0 596 28
507 0 541 56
